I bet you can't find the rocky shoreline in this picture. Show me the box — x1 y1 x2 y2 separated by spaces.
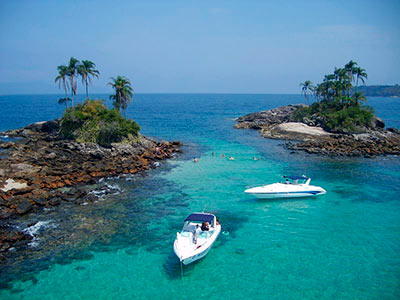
235 104 400 157
0 120 181 255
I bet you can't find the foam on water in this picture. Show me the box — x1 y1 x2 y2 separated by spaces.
22 220 58 247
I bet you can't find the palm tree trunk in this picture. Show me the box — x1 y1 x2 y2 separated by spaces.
63 81 68 108
85 77 89 98
118 90 122 114
70 76 74 107
356 76 359 93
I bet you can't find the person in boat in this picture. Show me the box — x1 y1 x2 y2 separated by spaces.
193 224 200 244
216 219 220 226
285 179 290 184
201 221 210 231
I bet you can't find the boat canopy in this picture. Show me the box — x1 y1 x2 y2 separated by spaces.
185 213 214 224
283 175 308 180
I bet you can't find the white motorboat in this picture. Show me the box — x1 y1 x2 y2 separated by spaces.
244 175 326 199
173 212 221 265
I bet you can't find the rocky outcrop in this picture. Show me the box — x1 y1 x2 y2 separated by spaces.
261 122 333 141
235 104 305 130
0 120 182 221
0 225 32 255
235 104 400 157
286 132 400 157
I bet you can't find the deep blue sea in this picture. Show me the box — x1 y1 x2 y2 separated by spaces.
0 94 399 299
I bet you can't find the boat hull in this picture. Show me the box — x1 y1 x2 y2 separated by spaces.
181 245 212 265
245 182 326 199
174 224 221 265
248 190 326 199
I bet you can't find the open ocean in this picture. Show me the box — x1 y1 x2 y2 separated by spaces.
0 94 399 299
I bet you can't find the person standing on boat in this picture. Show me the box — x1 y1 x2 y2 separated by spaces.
193 224 201 244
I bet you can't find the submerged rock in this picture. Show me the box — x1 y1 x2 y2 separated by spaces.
16 200 33 215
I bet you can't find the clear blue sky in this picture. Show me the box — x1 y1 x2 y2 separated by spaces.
0 0 399 94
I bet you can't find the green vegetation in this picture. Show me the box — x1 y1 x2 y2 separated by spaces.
297 61 375 133
108 76 134 116
55 58 139 146
357 84 400 97
60 99 140 147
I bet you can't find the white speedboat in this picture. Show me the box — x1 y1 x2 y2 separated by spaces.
173 212 221 265
244 175 326 199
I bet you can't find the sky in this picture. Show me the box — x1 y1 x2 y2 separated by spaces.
0 0 399 94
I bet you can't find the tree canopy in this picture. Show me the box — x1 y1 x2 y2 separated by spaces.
108 76 134 116
297 61 375 133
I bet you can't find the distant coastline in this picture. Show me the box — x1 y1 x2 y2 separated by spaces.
357 84 400 97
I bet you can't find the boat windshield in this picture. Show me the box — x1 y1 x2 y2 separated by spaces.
198 231 213 239
180 231 192 237
282 176 308 185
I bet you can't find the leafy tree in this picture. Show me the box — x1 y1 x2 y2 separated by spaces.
108 76 134 116
78 60 100 98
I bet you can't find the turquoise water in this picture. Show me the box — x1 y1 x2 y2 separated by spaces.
0 94 399 299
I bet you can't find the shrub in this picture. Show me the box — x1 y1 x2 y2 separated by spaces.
322 105 374 133
293 102 375 134
60 99 140 147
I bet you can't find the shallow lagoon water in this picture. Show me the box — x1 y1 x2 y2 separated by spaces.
0 94 399 299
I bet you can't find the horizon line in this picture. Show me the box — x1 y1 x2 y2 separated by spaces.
0 92 302 96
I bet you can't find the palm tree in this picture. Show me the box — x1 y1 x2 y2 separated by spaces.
345 60 358 83
108 76 134 116
354 67 368 91
58 97 71 109
67 57 80 106
78 60 100 98
352 91 366 106
55 65 70 104
300 80 315 105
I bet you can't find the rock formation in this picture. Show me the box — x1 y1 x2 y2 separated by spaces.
0 120 182 254
235 105 400 157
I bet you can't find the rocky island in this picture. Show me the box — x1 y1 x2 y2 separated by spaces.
0 100 181 258
235 62 400 157
235 104 400 157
